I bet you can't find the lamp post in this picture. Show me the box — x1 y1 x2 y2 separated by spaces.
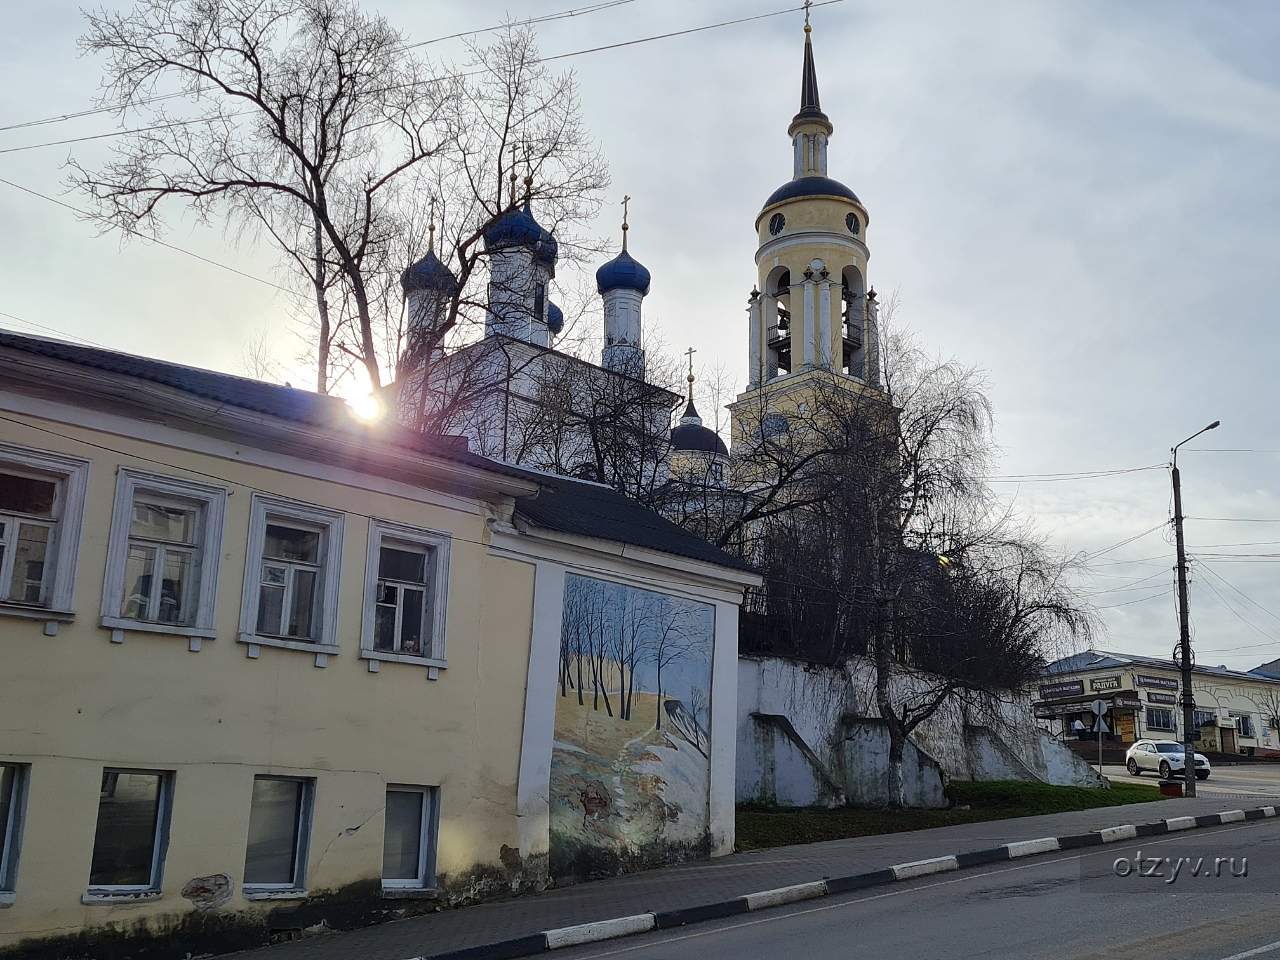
1171 420 1219 797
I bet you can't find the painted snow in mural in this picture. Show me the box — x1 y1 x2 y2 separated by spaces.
549 573 715 880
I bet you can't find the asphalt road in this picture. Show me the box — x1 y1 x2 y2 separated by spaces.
553 817 1280 960
1100 762 1280 798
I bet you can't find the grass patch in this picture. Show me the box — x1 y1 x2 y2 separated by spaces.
736 779 1164 852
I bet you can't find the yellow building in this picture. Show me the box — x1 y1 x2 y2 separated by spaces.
0 330 757 956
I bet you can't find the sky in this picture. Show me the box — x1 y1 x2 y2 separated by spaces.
1 0 1278 670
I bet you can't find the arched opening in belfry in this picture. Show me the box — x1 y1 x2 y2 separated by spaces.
840 265 866 377
765 266 792 378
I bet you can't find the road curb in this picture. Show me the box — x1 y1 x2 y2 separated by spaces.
414 805 1278 960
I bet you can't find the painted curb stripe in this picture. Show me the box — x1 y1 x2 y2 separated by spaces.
824 868 897 894
653 898 749 929
955 847 1011 868
545 914 655 950
417 806 1272 960
1004 837 1061 858
890 856 958 880
743 880 829 910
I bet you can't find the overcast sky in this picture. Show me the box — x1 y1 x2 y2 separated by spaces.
2 0 1278 670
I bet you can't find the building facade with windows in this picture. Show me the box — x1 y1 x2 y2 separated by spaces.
0 330 757 955
1034 650 1280 755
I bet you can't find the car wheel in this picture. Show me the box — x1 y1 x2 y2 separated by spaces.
1127 758 1140 775
1160 761 1172 779
1196 772 1209 780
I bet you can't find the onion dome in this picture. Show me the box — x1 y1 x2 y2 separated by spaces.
546 301 564 335
534 227 558 267
483 202 544 251
401 249 459 296
595 249 651 296
670 397 728 456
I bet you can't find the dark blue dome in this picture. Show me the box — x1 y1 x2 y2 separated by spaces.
483 204 544 250
546 301 564 335
534 228 558 266
671 422 728 456
595 249 651 296
401 250 458 295
761 175 859 211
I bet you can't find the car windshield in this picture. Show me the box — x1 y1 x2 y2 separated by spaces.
1155 744 1186 754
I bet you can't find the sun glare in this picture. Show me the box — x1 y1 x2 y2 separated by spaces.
347 391 384 424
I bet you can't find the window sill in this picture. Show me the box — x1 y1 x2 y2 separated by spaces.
360 649 447 676
101 617 216 651
0 603 75 624
238 634 340 668
243 888 308 902
382 886 439 900
82 889 162 905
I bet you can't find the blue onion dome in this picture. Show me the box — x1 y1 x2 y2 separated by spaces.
762 175 859 211
401 249 458 296
483 203 544 251
595 249 651 296
546 301 564 335
671 399 729 456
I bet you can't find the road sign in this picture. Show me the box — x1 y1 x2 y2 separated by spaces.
1091 699 1108 716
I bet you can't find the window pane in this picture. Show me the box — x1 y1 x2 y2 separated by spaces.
379 545 426 584
374 603 397 652
265 524 320 564
158 550 193 624
286 569 317 639
8 523 49 604
400 588 425 656
244 778 303 886
0 472 56 517
122 544 157 619
383 790 423 881
130 499 197 544
0 765 15 883
89 771 163 887
256 583 285 636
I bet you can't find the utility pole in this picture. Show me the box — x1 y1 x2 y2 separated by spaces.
1171 419 1220 798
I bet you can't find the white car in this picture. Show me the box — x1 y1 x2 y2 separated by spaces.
1125 739 1211 780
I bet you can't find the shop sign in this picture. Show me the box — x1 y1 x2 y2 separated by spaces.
1039 679 1084 700
1147 691 1177 705
1136 674 1179 691
1090 675 1122 691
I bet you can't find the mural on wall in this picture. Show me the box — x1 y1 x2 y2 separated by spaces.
549 573 715 881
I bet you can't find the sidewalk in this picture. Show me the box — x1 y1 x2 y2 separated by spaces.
225 796 1242 960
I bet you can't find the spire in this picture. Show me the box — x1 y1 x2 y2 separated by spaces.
427 196 436 254
680 346 701 424
621 194 631 252
792 2 831 132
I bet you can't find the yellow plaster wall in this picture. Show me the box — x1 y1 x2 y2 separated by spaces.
0 410 536 947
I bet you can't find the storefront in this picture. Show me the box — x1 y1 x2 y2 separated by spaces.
1034 679 1141 743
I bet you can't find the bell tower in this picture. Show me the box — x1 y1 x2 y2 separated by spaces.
737 8 880 399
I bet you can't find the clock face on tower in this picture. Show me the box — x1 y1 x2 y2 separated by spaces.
769 213 786 236
846 212 859 235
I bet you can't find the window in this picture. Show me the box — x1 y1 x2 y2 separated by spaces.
1233 713 1255 738
0 764 28 896
361 521 450 670
1193 709 1216 731
239 496 343 661
1146 707 1175 731
103 470 226 639
87 769 171 895
382 786 438 890
243 776 312 893
0 444 89 615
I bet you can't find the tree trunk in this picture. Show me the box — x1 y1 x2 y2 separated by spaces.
886 734 906 809
311 215 331 394
655 661 664 730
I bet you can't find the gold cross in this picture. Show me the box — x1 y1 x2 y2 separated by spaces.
804 0 812 29
427 196 437 252
508 142 520 206
685 346 697 380
621 194 631 250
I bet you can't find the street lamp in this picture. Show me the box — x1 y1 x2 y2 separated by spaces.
1171 419 1219 797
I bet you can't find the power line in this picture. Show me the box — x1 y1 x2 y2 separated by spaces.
1083 521 1169 561
0 176 292 295
0 310 111 349
1094 589 1172 611
1183 448 1280 454
985 464 1166 483
0 1 843 155
0 0 640 135
1187 517 1280 524
1198 561 1280 628
1194 573 1280 649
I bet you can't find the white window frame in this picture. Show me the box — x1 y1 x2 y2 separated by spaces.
83 767 173 902
1146 707 1175 732
0 443 90 619
1231 712 1255 738
242 775 314 899
0 762 29 903
360 520 451 674
238 495 344 666
381 784 439 893
101 469 226 643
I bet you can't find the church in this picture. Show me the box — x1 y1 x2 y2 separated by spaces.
394 11 884 512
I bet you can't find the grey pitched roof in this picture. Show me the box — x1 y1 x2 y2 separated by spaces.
1251 657 1280 680
514 475 755 573
1044 648 1280 686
